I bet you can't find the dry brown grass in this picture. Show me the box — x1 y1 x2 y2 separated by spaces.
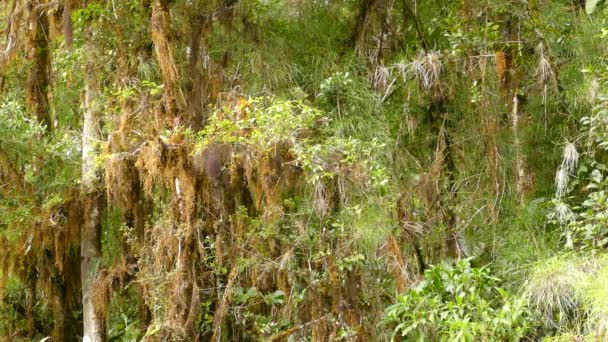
495 51 508 84
106 153 140 211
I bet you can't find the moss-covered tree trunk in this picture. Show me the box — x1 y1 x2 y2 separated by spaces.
0 0 24 82
25 0 52 131
81 22 105 342
501 13 530 204
151 0 180 127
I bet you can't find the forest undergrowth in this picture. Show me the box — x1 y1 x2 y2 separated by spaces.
1 0 608 341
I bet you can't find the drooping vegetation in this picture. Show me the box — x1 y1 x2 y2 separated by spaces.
1 0 608 341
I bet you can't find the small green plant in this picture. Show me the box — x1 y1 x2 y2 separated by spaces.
263 290 286 306
577 256 608 337
108 314 140 342
523 255 586 331
234 287 259 305
523 254 608 339
383 259 531 341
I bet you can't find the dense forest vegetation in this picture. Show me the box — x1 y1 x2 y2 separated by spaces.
1 0 608 341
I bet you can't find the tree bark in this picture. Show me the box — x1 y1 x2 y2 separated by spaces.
151 0 180 126
185 12 206 128
1 0 24 74
511 93 527 204
63 0 73 47
81 23 105 342
424 85 462 260
350 0 378 52
501 13 530 203
25 0 52 131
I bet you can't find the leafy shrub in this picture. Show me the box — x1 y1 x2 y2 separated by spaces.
0 277 52 341
383 259 531 341
550 54 608 251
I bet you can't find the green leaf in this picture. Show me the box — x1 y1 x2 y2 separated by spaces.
264 290 286 306
591 169 603 184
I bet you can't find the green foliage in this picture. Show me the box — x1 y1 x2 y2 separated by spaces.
0 277 52 341
107 286 144 342
263 290 286 306
492 198 559 276
551 47 608 251
4 0 608 340
384 259 531 341
101 209 132 267
523 254 608 339
234 287 259 305
567 187 608 250
199 96 390 196
108 314 141 342
578 258 608 335
523 255 586 331
230 286 290 336
318 72 389 142
72 2 107 23
199 97 324 148
0 99 80 237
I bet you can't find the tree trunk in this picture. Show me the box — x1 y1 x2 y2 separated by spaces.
428 95 461 260
151 0 180 126
350 0 378 52
435 115 461 259
81 24 105 342
25 267 38 338
25 0 52 131
501 15 530 204
1 0 23 65
63 0 73 47
185 12 206 128
511 93 527 204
